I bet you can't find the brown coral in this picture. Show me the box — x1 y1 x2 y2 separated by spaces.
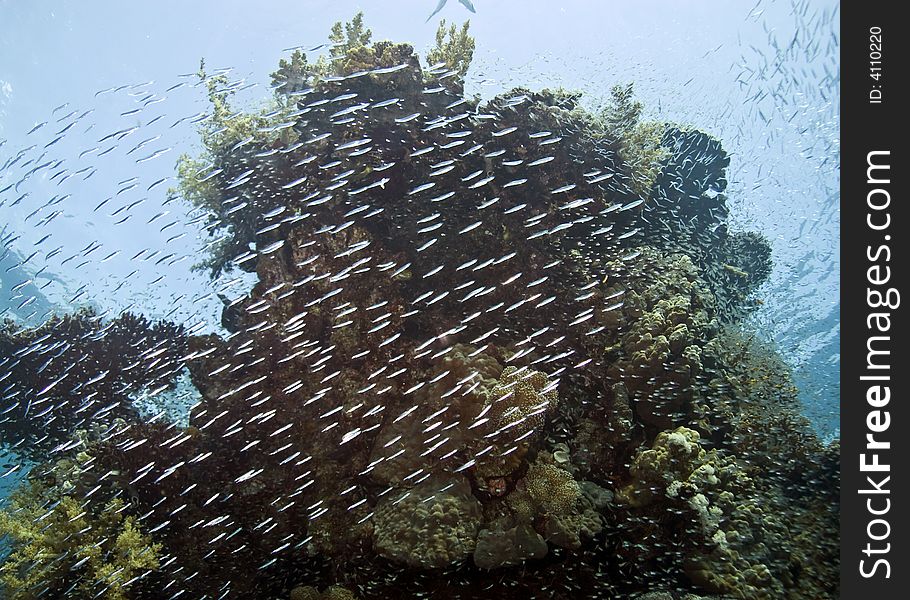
371 475 482 569
525 461 581 515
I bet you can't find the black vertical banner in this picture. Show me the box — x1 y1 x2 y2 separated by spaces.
841 1 907 597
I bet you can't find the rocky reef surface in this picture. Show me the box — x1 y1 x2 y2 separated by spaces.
0 14 837 600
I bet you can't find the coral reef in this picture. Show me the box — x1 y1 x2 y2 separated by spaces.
0 11 838 600
616 426 838 599
597 247 716 433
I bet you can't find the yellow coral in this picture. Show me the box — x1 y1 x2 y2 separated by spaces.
425 19 476 82
600 83 669 198
289 585 359 600
617 426 706 508
471 366 560 481
0 478 161 600
621 120 670 198
486 366 558 435
290 586 322 600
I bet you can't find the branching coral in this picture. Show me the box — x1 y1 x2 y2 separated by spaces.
425 19 475 86
271 49 311 95
601 83 643 139
0 476 160 600
329 12 373 62
270 12 374 91
0 309 186 459
597 83 670 197
622 120 670 198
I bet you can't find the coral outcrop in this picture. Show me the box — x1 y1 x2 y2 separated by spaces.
0 11 838 600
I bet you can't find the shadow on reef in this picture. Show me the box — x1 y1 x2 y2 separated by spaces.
0 13 836 600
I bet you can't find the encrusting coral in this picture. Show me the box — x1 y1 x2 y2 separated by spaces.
371 475 482 569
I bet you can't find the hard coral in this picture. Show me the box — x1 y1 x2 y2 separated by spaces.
600 83 669 197
524 460 580 515
472 365 560 486
615 425 837 599
371 476 481 569
0 309 186 459
601 248 716 431
289 585 359 600
486 366 559 436
541 479 608 550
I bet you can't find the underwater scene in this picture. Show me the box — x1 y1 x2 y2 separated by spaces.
0 1 840 598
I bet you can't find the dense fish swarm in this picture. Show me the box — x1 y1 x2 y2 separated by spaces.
0 13 837 600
